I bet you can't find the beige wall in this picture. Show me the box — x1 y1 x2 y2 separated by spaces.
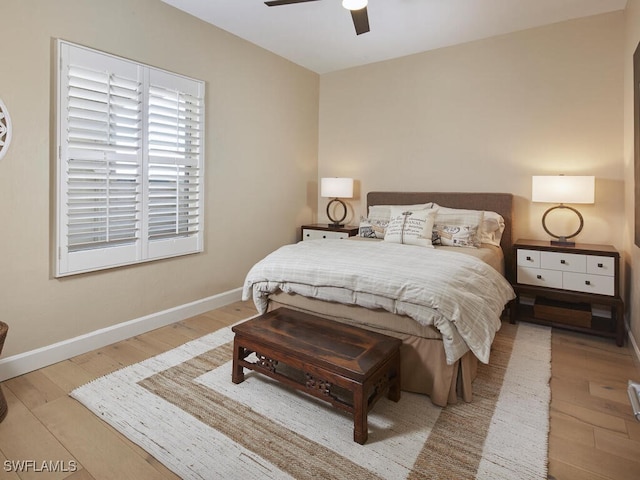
624 0 640 351
318 12 625 251
0 0 319 357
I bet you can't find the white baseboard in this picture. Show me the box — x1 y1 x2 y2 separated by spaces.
0 288 243 382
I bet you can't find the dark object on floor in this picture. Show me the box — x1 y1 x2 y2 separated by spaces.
0 321 8 422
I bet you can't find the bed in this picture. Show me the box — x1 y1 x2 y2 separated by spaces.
242 192 515 407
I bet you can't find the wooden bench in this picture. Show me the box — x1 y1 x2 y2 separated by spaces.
231 308 402 444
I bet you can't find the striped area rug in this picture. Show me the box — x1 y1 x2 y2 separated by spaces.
70 319 551 480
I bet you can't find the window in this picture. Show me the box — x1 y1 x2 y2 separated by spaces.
55 41 204 276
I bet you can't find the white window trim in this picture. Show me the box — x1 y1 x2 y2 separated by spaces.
55 40 205 277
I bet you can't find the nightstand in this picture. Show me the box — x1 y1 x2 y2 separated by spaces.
512 239 624 346
300 224 359 241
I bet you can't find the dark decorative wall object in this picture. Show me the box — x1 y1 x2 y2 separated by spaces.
635 41 640 247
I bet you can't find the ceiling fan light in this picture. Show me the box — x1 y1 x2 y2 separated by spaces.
342 0 367 11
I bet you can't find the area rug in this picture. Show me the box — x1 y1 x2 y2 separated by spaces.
70 319 551 480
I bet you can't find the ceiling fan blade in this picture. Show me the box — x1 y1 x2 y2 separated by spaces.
350 6 370 35
265 0 321 6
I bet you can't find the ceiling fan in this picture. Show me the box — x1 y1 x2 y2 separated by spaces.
264 0 370 35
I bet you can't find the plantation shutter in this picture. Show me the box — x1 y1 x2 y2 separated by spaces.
146 69 203 260
56 41 204 276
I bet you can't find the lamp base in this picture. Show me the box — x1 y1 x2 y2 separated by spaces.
326 198 348 228
542 204 583 248
550 239 575 247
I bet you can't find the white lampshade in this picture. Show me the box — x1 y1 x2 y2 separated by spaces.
342 0 368 11
532 175 595 204
320 177 354 198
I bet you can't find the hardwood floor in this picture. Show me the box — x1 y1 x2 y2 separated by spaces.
548 328 640 480
0 301 639 479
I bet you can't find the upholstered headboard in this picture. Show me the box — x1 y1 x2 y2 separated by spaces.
367 192 514 281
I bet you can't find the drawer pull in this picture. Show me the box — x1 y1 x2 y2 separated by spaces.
560 259 566 264
598 263 603 268
585 280 591 285
322 235 327 238
526 256 532 261
536 275 542 280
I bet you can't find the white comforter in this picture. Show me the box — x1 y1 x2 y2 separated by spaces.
242 239 515 365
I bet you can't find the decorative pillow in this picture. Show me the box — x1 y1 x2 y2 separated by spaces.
431 204 504 247
368 203 433 223
358 217 387 239
433 223 481 248
367 203 433 238
384 207 437 248
432 210 484 248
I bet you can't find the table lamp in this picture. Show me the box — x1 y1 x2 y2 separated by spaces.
320 177 354 228
531 175 595 246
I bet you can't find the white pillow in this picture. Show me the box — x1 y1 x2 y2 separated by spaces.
432 204 505 247
384 207 437 248
480 211 506 246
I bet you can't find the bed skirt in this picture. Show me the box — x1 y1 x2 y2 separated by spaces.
267 293 478 407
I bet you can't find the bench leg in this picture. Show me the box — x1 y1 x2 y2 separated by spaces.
231 339 245 384
353 384 368 445
388 354 401 403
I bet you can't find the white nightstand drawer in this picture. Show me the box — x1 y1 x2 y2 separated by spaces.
586 256 615 277
517 249 540 268
563 272 615 296
302 229 349 240
517 266 563 289
540 251 586 273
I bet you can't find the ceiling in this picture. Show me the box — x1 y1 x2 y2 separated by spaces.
161 0 628 74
